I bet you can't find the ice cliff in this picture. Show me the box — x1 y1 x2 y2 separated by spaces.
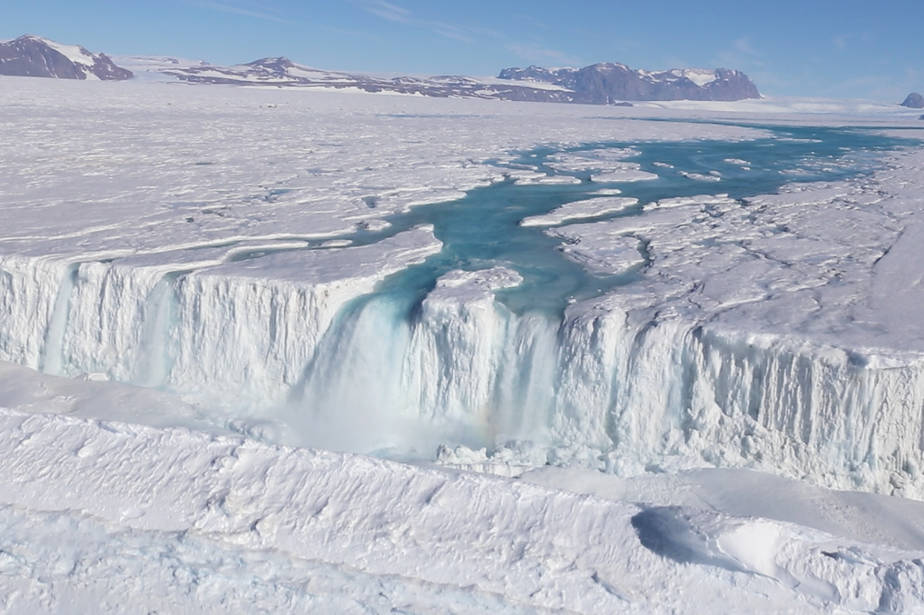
3 212 924 497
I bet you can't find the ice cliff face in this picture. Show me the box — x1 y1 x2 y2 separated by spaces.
0 35 133 80
2 230 923 497
0 227 442 409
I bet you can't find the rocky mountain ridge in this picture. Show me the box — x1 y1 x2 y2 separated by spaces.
497 63 760 102
1 34 761 103
0 35 132 80
140 55 588 102
143 55 760 103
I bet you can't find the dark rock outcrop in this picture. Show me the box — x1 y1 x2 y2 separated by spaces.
0 35 132 80
498 63 760 102
901 93 924 109
245 57 296 78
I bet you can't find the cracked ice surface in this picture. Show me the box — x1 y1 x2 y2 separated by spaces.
0 79 765 260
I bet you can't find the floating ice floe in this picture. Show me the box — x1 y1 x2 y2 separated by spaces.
520 196 639 227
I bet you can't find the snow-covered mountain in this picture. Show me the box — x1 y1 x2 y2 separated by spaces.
0 35 132 80
0 34 758 103
123 54 581 102
498 63 761 102
123 54 759 103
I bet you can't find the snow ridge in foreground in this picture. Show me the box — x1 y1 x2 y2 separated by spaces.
1 406 923 614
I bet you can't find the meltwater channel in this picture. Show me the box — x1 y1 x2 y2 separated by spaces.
276 124 916 461
260 124 909 322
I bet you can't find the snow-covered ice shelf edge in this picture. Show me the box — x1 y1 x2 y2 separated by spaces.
6 188 924 492
2 170 924 497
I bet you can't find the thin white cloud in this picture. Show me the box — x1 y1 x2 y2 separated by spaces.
832 65 921 101
355 0 479 44
733 37 760 57
430 22 475 44
197 1 289 24
513 14 550 33
507 43 582 68
714 36 764 70
362 0 411 23
833 32 874 52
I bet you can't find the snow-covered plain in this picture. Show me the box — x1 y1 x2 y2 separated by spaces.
2 76 924 612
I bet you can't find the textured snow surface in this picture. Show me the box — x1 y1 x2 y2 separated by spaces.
2 77 924 612
0 78 763 259
2 405 924 614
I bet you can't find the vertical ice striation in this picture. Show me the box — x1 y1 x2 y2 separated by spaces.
59 261 165 381
543 303 924 493
166 269 355 405
404 268 556 442
0 227 444 409
679 328 924 492
290 267 557 454
0 255 73 371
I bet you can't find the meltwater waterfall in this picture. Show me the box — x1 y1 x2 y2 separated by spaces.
2 124 922 494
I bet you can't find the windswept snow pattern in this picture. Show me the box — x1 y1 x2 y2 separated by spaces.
2 77 924 612
3 407 924 614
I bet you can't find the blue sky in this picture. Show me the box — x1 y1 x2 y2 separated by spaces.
3 1 922 101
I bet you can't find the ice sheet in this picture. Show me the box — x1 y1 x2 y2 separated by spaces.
2 76 924 613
